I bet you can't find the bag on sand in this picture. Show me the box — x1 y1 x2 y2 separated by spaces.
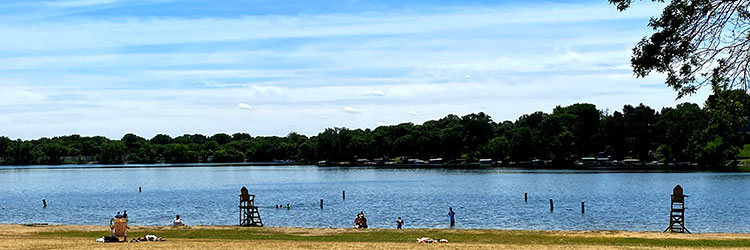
103 235 120 242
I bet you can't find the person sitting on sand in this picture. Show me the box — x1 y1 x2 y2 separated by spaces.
173 214 185 227
354 212 368 229
109 211 123 227
110 214 130 241
354 214 361 228
360 214 368 229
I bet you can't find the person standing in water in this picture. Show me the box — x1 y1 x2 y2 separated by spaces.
396 217 404 229
448 207 456 227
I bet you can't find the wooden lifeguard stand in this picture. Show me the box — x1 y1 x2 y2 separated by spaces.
239 186 263 227
664 185 690 233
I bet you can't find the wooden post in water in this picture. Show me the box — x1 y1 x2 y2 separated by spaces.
139 187 142 193
42 198 47 208
524 193 527 202
549 199 553 212
342 190 345 200
320 198 324 209
581 201 585 214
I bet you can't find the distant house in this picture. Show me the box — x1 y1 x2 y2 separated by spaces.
356 158 369 164
623 159 641 166
428 158 443 164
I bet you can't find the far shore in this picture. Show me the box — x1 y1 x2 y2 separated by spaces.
2 224 750 249
2 161 750 172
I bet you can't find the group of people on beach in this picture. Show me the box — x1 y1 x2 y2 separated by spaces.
108 206 455 235
107 210 184 242
354 211 368 228
354 207 455 229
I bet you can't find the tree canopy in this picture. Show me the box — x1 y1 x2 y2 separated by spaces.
612 0 750 97
0 92 747 170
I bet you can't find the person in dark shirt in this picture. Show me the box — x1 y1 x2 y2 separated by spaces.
448 207 456 227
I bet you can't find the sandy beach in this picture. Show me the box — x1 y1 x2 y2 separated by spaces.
2 224 750 249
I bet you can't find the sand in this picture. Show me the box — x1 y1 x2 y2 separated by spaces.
1 224 748 250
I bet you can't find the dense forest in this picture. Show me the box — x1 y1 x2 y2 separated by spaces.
1 89 748 169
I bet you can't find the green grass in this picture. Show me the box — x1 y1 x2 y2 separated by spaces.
35 227 750 248
738 144 750 158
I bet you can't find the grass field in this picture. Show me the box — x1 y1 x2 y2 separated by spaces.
738 144 750 159
2 224 750 249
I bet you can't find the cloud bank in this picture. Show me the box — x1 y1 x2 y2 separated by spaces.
0 0 710 139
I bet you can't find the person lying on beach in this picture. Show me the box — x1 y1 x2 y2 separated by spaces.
416 237 449 243
130 234 166 242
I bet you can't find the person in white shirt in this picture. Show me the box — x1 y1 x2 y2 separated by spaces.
173 214 185 227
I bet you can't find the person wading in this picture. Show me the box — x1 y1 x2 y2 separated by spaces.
448 207 456 227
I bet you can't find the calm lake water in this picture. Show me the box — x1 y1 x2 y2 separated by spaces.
1 164 749 233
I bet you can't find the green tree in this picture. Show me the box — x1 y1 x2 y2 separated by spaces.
209 133 232 145
150 134 172 145
99 141 127 164
163 143 199 163
122 133 146 162
38 141 67 165
657 103 705 163
461 112 495 155
0 136 11 164
553 103 602 156
612 0 750 97
479 136 509 160
600 111 628 160
231 133 252 141
623 104 658 160
695 87 750 168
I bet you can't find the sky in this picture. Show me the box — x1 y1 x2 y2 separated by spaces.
0 0 712 140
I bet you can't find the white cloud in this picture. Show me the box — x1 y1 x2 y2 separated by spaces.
0 87 45 105
376 121 387 126
0 0 703 140
343 106 360 113
0 2 664 51
238 103 253 110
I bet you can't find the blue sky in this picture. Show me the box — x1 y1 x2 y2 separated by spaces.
0 0 710 139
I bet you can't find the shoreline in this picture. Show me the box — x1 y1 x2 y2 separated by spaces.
1 162 749 172
3 224 750 249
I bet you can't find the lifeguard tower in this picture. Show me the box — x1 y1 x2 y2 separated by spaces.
664 185 690 233
239 186 263 227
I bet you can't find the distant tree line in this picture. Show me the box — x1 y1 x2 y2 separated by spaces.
0 89 748 169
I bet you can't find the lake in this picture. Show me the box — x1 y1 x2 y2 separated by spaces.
1 164 749 233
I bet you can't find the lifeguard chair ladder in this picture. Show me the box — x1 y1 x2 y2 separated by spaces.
664 185 690 233
239 186 263 227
